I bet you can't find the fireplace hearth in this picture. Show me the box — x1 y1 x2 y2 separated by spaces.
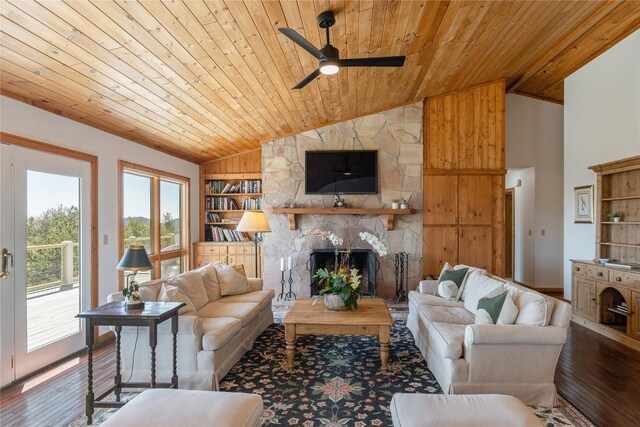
308 249 377 296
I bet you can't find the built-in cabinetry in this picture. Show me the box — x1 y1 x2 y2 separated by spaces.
571 260 640 349
570 154 640 350
193 242 262 277
590 155 640 264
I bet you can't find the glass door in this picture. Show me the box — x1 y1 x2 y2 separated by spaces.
0 143 91 386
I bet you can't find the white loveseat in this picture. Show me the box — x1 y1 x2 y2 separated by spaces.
108 263 274 390
406 266 571 407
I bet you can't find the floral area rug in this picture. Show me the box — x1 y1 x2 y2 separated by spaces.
69 313 593 427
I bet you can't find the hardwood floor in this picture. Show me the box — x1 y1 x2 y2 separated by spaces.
555 322 640 427
1 322 639 427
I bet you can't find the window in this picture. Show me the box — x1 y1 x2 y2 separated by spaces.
119 161 189 284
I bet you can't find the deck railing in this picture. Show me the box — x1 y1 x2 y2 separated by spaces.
26 233 179 295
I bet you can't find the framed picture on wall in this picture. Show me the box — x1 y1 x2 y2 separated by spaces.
574 185 594 223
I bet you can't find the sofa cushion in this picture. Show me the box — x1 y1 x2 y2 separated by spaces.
159 284 197 316
201 318 242 351
507 284 555 326
409 291 465 308
214 263 250 296
475 290 519 325
199 264 222 302
429 322 466 360
197 302 261 327
463 274 505 315
168 270 209 311
418 305 475 327
138 279 165 302
218 289 275 311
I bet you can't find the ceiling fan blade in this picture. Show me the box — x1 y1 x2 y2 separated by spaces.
339 56 406 67
293 69 321 89
278 28 324 60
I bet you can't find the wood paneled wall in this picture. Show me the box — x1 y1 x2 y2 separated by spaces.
423 81 506 278
201 148 262 174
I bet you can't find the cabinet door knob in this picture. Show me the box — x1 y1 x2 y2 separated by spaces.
616 277 622 282
591 298 596 302
597 272 603 277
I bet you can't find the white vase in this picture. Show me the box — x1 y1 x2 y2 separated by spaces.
324 294 347 311
613 217 621 222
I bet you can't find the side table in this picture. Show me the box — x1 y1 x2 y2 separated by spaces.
77 301 184 425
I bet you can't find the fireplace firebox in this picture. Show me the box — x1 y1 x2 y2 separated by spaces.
308 249 377 296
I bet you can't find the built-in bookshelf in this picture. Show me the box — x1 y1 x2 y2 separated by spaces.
201 172 262 243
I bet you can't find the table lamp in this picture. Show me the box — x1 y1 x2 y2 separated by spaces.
117 245 152 310
236 211 271 277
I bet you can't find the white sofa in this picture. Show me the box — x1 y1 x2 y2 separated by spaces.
406 266 571 407
108 263 274 390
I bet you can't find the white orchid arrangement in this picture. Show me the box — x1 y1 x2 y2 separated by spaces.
299 229 388 309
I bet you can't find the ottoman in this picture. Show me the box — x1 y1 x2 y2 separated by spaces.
101 389 263 427
390 394 542 427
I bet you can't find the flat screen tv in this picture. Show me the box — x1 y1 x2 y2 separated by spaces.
305 150 377 194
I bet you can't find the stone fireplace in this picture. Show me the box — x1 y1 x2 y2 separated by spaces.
261 102 424 298
309 249 377 296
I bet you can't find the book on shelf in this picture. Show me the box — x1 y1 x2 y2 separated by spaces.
604 262 640 270
241 197 262 210
205 179 261 194
205 225 248 242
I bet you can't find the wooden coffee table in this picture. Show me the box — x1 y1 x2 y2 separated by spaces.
283 298 393 371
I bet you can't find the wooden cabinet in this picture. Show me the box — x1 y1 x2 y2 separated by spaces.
572 274 597 322
571 260 640 349
194 242 262 278
589 155 640 265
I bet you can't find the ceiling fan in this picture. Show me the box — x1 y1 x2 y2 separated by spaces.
279 11 406 89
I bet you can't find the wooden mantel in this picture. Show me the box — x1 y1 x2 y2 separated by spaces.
271 208 416 231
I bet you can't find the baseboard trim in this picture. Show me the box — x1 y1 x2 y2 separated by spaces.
571 315 640 352
511 280 564 293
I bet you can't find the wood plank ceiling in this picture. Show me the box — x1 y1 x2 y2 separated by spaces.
1 1 638 163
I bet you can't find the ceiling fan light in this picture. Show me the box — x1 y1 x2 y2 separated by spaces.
320 63 339 75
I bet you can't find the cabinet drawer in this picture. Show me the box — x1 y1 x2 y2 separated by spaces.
610 271 640 287
585 265 609 281
572 263 589 277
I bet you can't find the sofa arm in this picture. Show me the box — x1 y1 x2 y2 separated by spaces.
247 278 263 292
108 292 124 302
464 324 568 346
418 280 439 295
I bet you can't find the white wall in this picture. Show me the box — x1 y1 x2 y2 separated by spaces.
506 94 564 289
563 30 640 299
0 96 200 306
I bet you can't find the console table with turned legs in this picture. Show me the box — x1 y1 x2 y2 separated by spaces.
77 301 184 425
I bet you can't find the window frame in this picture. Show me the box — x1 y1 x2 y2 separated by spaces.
118 160 190 288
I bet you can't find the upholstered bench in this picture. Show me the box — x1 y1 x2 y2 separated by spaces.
390 394 542 427
102 389 263 427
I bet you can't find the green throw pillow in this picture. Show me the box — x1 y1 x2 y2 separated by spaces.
439 268 469 289
477 291 508 324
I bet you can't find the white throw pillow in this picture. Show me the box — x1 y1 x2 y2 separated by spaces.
508 284 554 326
437 280 459 300
158 284 197 316
214 263 250 296
198 264 222 302
168 270 209 311
437 263 470 301
463 274 505 315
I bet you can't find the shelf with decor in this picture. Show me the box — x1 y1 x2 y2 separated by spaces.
571 155 640 351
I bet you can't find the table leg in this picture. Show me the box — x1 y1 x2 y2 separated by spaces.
285 324 296 369
379 325 390 372
85 321 94 425
171 314 178 389
114 325 122 402
150 320 157 388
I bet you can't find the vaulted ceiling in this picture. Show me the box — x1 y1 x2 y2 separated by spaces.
1 1 638 163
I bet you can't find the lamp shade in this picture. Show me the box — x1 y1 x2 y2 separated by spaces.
117 245 152 272
236 211 271 233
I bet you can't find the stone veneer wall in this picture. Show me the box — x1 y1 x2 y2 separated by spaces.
262 102 423 298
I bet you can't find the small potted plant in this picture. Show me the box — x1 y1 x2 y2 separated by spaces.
608 211 622 222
